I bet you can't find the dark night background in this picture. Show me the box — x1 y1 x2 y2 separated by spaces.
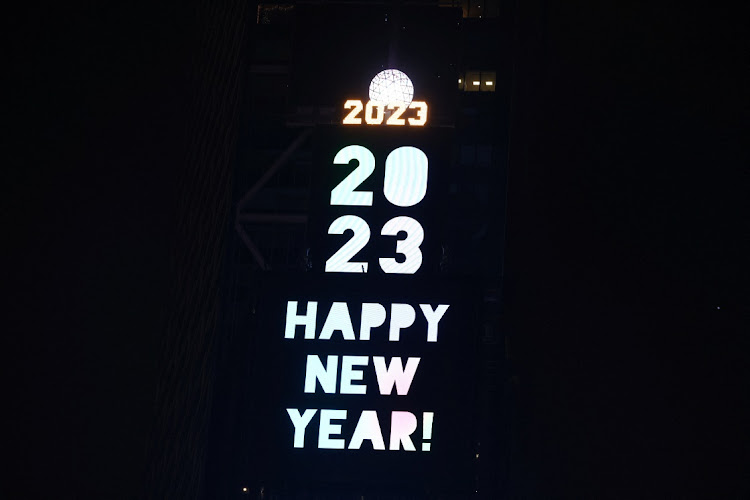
4 1 746 498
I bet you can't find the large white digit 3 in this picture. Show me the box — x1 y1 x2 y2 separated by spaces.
378 216 424 274
330 145 375 206
325 215 371 273
383 146 428 207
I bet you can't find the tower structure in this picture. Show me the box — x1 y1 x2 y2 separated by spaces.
201 1 516 498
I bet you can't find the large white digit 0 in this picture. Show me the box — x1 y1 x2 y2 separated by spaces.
383 146 428 207
326 215 371 273
330 145 375 206
378 216 424 274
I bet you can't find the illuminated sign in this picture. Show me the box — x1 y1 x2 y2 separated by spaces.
325 144 429 273
342 99 428 126
248 71 475 493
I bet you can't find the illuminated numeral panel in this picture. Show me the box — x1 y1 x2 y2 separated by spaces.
342 100 428 126
325 145 430 275
383 146 428 207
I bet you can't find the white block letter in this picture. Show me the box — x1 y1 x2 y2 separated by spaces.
349 410 385 450
319 409 347 449
419 304 450 342
359 303 386 340
389 411 417 451
304 355 338 394
286 408 317 448
285 301 317 339
389 303 415 341
340 355 368 394
319 302 356 340
373 357 420 395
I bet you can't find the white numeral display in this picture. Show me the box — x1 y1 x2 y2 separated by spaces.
325 215 371 273
330 145 375 206
378 217 424 274
383 146 428 207
330 145 429 208
326 145 429 274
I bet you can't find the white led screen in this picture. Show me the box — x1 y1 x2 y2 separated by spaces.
248 276 478 491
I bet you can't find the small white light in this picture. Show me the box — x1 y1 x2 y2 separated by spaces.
485 81 493 85
242 487 248 492
472 81 480 85
458 78 462 83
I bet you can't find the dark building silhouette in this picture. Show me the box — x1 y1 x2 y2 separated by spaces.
145 1 249 499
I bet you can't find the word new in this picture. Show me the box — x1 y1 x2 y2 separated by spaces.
286 409 435 451
304 355 419 395
285 301 450 342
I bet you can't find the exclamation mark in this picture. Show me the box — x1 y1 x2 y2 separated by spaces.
422 412 434 451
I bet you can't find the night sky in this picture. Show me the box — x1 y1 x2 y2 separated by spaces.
5 1 746 498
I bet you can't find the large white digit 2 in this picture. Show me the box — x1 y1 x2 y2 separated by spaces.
383 146 428 207
379 216 424 274
330 145 375 206
325 215 371 273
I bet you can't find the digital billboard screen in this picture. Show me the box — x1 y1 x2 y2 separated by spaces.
247 274 479 493
243 70 481 495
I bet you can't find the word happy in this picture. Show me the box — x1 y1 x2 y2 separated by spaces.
284 301 450 342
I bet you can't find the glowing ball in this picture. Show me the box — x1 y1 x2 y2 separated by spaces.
368 69 414 107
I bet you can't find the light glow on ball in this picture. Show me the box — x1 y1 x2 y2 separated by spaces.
369 69 414 107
